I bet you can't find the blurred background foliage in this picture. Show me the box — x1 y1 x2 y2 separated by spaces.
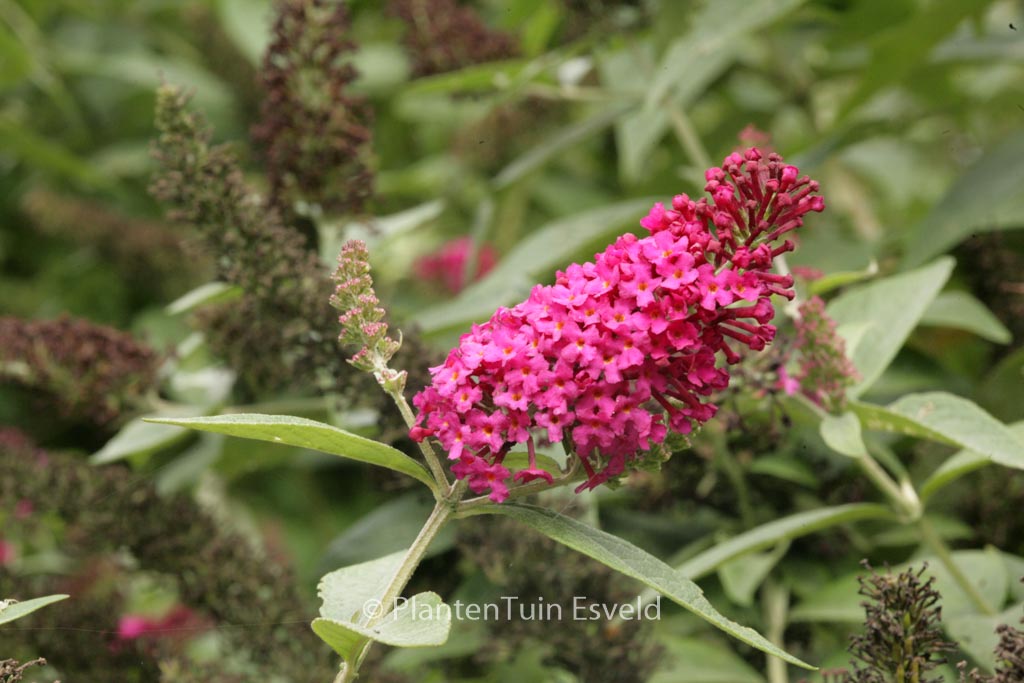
1 0 1024 681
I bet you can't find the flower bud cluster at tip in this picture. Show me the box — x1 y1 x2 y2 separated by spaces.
782 295 859 413
330 240 402 382
410 148 825 503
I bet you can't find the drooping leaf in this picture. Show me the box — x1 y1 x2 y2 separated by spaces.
0 594 69 626
806 261 879 296
166 282 242 315
215 0 271 65
853 393 1024 471
920 290 1011 344
947 604 1024 673
827 257 954 396
144 414 437 491
494 104 633 189
91 405 206 465
904 131 1024 266
819 412 869 459
919 421 1024 501
719 544 788 608
645 0 808 109
791 549 1009 623
837 0 991 120
476 504 814 669
320 495 455 570
650 636 767 683
677 504 894 580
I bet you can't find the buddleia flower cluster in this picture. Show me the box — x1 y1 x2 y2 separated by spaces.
151 84 361 395
0 428 332 680
845 563 954 683
388 0 519 77
411 148 824 501
253 0 374 216
414 236 498 294
0 315 159 428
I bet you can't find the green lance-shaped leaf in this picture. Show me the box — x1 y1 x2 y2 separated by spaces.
144 414 437 491
312 553 451 662
827 257 953 396
904 130 1024 267
920 290 1011 344
852 392 1024 471
493 104 633 189
920 422 1024 501
676 504 895 581
0 594 70 626
165 281 242 315
92 404 208 465
474 503 815 670
652 636 767 683
645 0 808 110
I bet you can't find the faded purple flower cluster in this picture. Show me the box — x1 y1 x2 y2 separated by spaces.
412 149 825 501
388 0 518 77
782 295 859 412
253 0 374 215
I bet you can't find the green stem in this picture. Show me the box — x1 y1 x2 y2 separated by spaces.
716 448 755 527
763 580 790 683
334 499 455 682
856 454 920 521
916 516 996 616
667 104 712 170
385 383 449 491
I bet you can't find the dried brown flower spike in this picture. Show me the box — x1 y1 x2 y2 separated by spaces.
253 0 374 216
847 562 955 683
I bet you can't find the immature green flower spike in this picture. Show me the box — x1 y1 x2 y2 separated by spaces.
330 240 403 388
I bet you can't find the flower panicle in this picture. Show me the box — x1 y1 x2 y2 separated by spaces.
787 295 859 412
253 0 374 215
388 0 518 77
847 561 954 683
330 240 402 379
0 315 160 428
411 148 825 502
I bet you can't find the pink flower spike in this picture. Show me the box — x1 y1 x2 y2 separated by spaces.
117 615 153 640
0 538 15 566
410 147 824 497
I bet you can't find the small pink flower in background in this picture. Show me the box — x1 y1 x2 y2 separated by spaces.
777 366 801 396
14 499 33 519
117 615 152 640
412 148 825 501
116 605 199 641
0 538 15 566
415 237 498 294
792 265 824 282
737 124 773 152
